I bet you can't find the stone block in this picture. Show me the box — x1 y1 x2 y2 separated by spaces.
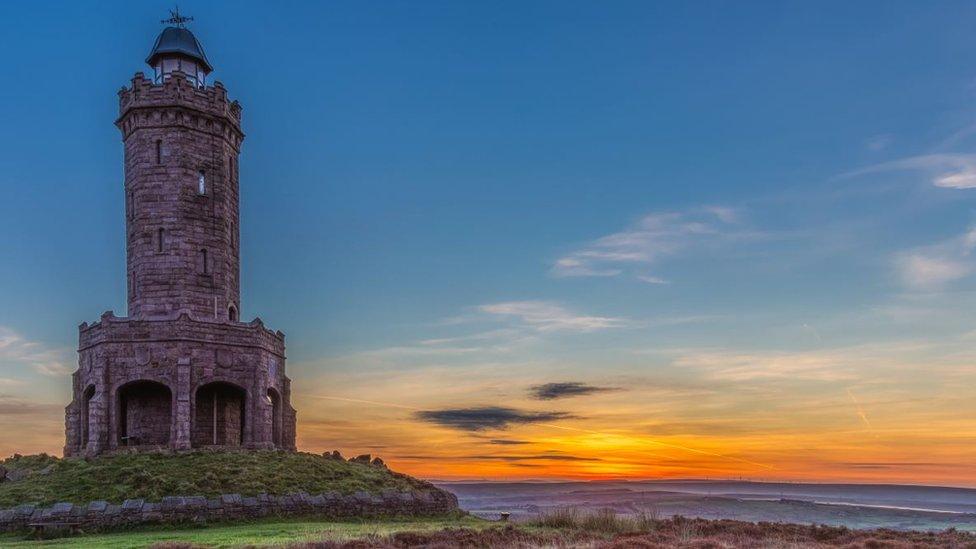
161 496 185 510
88 501 109 513
185 496 207 509
122 499 145 512
220 493 242 506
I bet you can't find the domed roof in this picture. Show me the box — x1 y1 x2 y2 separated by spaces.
146 27 213 73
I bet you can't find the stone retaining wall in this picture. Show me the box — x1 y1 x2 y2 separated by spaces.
0 489 459 533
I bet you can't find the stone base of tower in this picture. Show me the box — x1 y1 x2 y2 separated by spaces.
64 311 296 457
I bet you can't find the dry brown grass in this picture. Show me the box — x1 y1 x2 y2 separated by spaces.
278 512 976 548
138 510 976 548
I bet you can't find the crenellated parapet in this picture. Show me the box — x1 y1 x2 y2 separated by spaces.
78 311 286 358
116 72 243 149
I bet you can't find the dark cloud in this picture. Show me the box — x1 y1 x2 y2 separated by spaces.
530 382 617 400
466 454 602 462
394 454 601 462
415 406 577 431
488 439 531 445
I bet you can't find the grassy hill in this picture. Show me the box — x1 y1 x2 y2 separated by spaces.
0 451 443 508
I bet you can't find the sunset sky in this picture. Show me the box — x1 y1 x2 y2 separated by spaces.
3 1 976 486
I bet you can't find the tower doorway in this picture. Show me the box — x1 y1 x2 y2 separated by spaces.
193 382 246 447
118 380 172 447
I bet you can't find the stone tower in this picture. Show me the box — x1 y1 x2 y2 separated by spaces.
64 18 297 456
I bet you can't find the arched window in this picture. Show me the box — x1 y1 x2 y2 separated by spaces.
228 304 238 322
198 170 206 195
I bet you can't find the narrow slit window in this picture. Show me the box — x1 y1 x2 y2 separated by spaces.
128 191 134 220
198 170 206 195
155 140 162 164
157 228 164 253
201 249 208 274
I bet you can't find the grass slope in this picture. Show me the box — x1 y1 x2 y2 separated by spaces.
0 451 440 508
0 517 488 548
3 512 975 548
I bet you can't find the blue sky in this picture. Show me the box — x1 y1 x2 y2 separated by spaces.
3 1 976 483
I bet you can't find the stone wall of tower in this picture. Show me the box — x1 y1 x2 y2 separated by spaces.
64 311 297 456
118 73 243 321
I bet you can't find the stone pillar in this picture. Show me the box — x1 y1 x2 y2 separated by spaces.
282 377 297 451
63 402 79 457
243 374 256 448
86 388 107 456
172 358 192 451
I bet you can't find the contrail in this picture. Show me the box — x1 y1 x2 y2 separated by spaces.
846 388 875 433
311 395 421 410
540 423 776 470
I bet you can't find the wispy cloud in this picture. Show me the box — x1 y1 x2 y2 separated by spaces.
0 326 71 377
842 153 976 189
674 350 863 382
415 406 577 431
865 134 893 152
0 395 63 417
479 301 629 333
895 226 976 289
551 207 750 282
529 381 618 400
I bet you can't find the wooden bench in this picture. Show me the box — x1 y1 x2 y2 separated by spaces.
28 520 84 538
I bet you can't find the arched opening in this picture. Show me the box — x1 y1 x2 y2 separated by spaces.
228 304 238 322
80 385 95 449
193 382 246 447
118 380 172 447
267 388 281 447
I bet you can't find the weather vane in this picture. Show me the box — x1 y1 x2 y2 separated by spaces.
161 6 193 28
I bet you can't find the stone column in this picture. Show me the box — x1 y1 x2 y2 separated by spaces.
86 388 107 456
172 358 192 451
243 373 257 448
63 401 79 457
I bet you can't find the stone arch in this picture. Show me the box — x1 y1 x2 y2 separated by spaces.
80 385 96 449
228 304 238 322
117 380 172 447
266 387 281 447
193 381 247 447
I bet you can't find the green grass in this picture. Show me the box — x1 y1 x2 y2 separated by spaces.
0 451 440 508
0 516 489 548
